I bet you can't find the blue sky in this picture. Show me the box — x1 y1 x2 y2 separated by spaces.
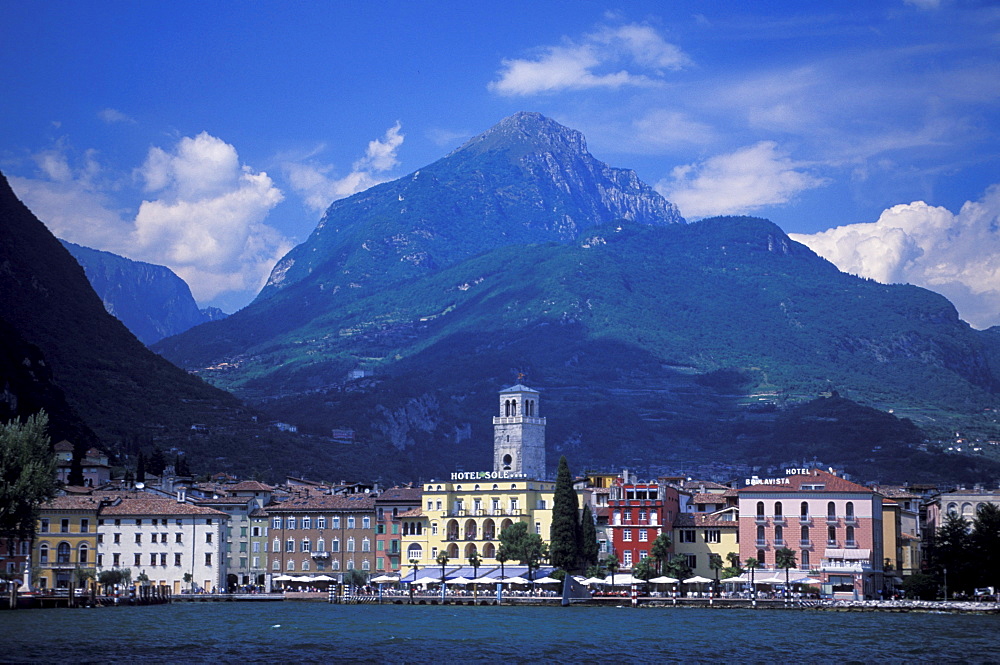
2 1 999 326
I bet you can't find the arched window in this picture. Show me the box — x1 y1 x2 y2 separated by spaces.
332 560 340 571
362 560 370 571
286 560 295 571
756 525 765 543
756 501 765 517
827 502 836 520
828 526 837 545
845 526 855 546
316 539 325 552
845 502 854 519
447 543 459 558
947 503 958 517
774 502 783 518
78 543 89 564
407 543 422 559
302 560 310 571
502 454 512 470
483 542 496 558
801 525 809 543
800 501 809 518
39 544 49 564
962 503 974 517
57 542 71 563
757 550 766 565
774 525 784 544
801 550 810 567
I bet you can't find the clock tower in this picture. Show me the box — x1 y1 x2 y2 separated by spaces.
493 384 546 479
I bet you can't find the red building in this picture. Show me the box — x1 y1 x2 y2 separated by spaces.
737 468 884 599
374 486 422 574
607 478 678 570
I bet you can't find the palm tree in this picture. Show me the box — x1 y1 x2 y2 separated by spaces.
709 553 723 597
436 551 449 600
775 547 797 605
468 552 482 601
408 558 419 603
606 553 620 587
497 548 508 580
651 532 672 574
745 557 759 605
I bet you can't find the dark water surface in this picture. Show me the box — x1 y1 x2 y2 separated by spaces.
2 602 997 663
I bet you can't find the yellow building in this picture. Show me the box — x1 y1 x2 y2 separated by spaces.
407 478 558 567
672 509 740 580
34 495 105 590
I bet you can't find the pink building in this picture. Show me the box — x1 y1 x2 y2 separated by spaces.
738 468 884 599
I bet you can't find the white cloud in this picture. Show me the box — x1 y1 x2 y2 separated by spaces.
10 133 290 305
98 108 135 124
790 185 1000 329
489 23 689 96
284 122 405 215
657 141 828 218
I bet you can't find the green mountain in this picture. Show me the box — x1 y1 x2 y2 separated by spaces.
151 113 1000 485
59 240 224 345
0 172 341 479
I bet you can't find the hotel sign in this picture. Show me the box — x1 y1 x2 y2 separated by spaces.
744 468 811 486
450 470 527 481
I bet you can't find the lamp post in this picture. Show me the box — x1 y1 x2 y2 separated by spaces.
436 551 449 603
408 558 419 604
469 553 482 603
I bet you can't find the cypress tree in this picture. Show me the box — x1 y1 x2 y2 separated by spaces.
549 455 581 571
580 503 599 568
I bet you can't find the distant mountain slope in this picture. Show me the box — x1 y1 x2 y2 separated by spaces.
60 240 224 345
0 172 329 479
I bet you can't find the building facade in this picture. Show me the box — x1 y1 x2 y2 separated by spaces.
34 495 105 590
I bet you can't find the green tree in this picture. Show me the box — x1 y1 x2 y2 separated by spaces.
775 547 797 603
496 548 509 580
549 456 581 571
605 553 620 586
709 553 724 594
148 448 167 476
73 567 96 588
664 554 692 582
436 551 449 585
499 521 548 581
721 551 743 579
650 532 672 574
0 413 56 544
344 568 367 589
183 572 195 592
931 513 973 597
902 572 938 600
580 504 599 568
972 503 1000 592
135 451 146 484
633 556 656 590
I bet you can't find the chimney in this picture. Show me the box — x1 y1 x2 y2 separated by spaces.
177 488 186 503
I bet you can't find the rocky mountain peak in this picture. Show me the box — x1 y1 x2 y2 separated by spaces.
450 111 588 158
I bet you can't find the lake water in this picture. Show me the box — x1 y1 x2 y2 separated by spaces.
3 602 997 663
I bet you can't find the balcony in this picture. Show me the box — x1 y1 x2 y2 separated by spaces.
826 515 838 524
845 540 858 549
773 539 785 547
755 540 767 548
800 539 811 547
827 539 838 547
754 515 767 524
312 552 330 559
799 515 811 524
844 515 858 525
821 560 873 573
772 515 786 525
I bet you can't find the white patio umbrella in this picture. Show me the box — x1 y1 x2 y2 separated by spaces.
446 576 473 585
649 576 679 584
471 575 499 584
311 574 336 582
532 576 561 584
502 576 530 585
371 574 399 583
272 574 295 581
758 575 788 584
412 575 440 586
291 576 314 583
794 577 822 585
603 573 637 586
683 576 713 584
581 577 607 586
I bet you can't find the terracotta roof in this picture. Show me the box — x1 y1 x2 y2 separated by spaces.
249 507 269 518
398 508 423 518
737 469 874 494
40 495 106 511
54 440 74 452
375 487 423 502
99 496 228 517
268 494 376 512
673 512 739 528
193 496 253 506
229 481 273 492
692 493 728 504
684 480 729 490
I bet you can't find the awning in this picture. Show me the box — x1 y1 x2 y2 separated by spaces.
824 548 871 560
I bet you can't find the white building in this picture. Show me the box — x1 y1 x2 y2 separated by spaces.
96 494 228 594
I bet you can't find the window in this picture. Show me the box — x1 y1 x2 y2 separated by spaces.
332 517 341 529
623 529 632 542
347 516 356 529
535 522 541 535
774 502 783 519
287 517 296 530
363 516 371 529
800 501 809 519
679 529 696 543
61 519 70 533
273 560 280 570
273 517 282 529
801 525 810 544
315 539 325 553
176 533 183 543
150 553 157 565
639 529 648 542
623 550 633 567
205 532 212 544
160 553 167 566
756 525 765 544
80 519 89 533
757 550 766 565
40 519 49 533
113 533 120 544
175 553 182 566
252 526 261 537
828 526 837 545
317 517 327 529
774 525 784 544
273 538 280 551
827 502 836 520
97 534 104 544
703 529 720 544
347 537 356 552
135 533 142 544
286 539 295 552
78 544 88 564
407 543 422 559
205 553 212 566
801 550 810 567
302 560 310 571
302 539 311 552
152 533 158 543
756 501 765 518
845 502 855 520
253 541 260 553
331 538 340 553
509 499 519 513
134 554 142 566
362 560 370 571
113 553 120 567
302 517 311 530
845 526 856 546
623 510 632 524
362 538 371 552
684 554 697 570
